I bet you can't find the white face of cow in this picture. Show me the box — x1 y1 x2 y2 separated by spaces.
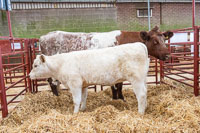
29 55 51 80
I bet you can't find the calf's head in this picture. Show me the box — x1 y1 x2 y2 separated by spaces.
140 26 173 61
29 54 51 80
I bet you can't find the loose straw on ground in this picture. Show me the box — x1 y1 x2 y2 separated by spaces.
1 81 200 132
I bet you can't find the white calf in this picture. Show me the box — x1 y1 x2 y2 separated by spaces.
29 42 150 114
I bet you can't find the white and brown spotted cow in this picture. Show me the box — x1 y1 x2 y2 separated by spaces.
39 26 173 99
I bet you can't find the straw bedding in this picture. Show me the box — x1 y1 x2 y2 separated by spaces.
0 82 200 132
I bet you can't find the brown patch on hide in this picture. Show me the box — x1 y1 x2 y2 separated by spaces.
116 31 143 45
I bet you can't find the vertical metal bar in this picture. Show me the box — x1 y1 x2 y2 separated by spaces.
28 40 35 92
8 54 12 84
160 60 164 83
194 26 199 96
0 47 8 118
32 40 38 93
6 11 13 38
147 0 151 31
21 40 27 92
25 39 32 92
192 0 195 28
155 58 158 84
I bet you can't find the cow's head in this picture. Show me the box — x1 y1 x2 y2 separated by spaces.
140 26 173 61
29 54 51 80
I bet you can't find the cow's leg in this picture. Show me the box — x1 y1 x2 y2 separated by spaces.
67 78 82 113
53 79 61 95
116 82 124 100
80 87 88 111
47 78 59 96
131 80 147 114
111 85 118 99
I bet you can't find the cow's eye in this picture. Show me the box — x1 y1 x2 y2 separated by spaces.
34 65 38 68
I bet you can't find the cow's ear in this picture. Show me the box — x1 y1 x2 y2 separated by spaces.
151 26 159 32
40 54 46 63
163 31 174 40
140 31 150 41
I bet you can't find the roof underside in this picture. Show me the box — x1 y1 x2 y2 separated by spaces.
10 0 200 2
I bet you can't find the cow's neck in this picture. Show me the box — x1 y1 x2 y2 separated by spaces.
118 31 150 54
117 31 143 45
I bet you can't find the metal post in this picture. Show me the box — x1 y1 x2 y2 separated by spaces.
193 26 199 96
147 0 151 31
0 47 8 118
155 58 158 84
6 11 13 38
192 0 195 28
160 60 164 84
25 39 32 92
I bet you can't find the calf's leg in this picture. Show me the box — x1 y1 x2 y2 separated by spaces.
80 87 88 111
47 78 59 96
67 78 82 113
116 83 124 100
111 85 118 99
111 83 124 100
131 80 147 114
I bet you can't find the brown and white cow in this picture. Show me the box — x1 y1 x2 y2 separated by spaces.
39 26 173 99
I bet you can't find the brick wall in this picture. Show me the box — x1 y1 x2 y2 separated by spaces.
117 2 200 31
0 2 199 38
116 3 161 31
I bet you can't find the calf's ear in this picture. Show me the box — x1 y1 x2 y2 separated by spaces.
40 54 46 63
163 31 174 40
140 31 150 41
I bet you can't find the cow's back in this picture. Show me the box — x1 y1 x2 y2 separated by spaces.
40 30 121 56
52 42 149 86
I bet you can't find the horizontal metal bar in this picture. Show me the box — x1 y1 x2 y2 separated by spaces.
164 62 193 66
3 64 27 74
164 66 193 70
147 81 159 84
165 72 188 75
2 51 26 56
7 85 26 88
171 52 193 55
166 42 194 45
8 101 21 103
7 88 27 105
6 77 26 91
164 67 193 75
7 93 25 97
164 72 193 81
4 75 25 78
172 56 193 60
164 75 193 88
3 63 22 66
171 27 194 32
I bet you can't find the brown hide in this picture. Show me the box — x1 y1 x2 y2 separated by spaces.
117 27 173 61
116 31 143 44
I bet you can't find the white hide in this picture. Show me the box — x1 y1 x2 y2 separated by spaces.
90 30 121 49
40 30 121 55
29 42 149 114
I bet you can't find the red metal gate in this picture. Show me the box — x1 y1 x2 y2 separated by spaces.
160 26 200 96
0 38 39 118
